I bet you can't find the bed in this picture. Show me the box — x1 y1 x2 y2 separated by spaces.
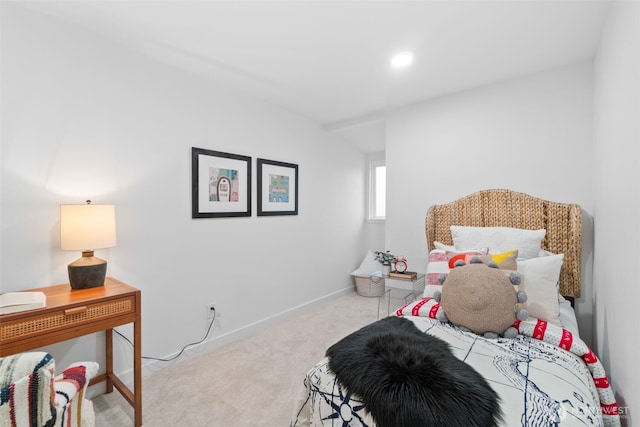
291 189 620 427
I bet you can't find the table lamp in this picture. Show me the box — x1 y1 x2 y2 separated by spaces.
60 200 116 289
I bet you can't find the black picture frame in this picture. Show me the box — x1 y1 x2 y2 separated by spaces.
257 158 299 216
192 147 252 218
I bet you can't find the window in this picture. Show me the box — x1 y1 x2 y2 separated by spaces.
368 157 386 221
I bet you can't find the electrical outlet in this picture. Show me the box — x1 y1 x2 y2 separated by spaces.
207 303 217 319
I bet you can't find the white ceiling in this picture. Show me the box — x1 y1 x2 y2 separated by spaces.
17 0 611 150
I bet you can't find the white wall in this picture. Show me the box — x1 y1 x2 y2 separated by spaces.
385 63 596 344
593 1 640 421
1 4 367 378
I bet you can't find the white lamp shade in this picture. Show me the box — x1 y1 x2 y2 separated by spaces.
60 204 117 251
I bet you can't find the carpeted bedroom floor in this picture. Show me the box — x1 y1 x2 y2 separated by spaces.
91 290 382 426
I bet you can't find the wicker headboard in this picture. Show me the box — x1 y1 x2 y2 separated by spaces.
425 189 582 298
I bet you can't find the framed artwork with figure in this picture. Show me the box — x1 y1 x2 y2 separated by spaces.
192 147 251 218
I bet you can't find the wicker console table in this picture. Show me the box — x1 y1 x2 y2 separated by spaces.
0 277 142 426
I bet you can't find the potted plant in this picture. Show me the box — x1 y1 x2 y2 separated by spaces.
374 250 396 276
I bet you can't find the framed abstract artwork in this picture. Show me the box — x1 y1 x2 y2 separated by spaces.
192 147 251 218
257 158 298 216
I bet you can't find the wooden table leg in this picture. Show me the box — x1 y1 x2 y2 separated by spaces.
106 328 114 393
133 317 142 427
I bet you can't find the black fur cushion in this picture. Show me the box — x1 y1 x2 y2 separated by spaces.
326 316 502 427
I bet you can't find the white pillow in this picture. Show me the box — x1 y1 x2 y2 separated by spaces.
350 250 381 276
434 241 490 254
422 284 443 299
450 226 546 260
433 241 455 251
517 254 564 326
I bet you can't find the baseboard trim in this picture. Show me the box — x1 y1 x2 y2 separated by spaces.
105 286 355 389
199 286 354 353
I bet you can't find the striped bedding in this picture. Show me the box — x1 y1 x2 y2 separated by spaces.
291 299 621 427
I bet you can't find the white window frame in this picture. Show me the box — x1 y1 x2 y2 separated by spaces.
367 156 386 222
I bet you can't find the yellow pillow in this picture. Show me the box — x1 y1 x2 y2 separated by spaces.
486 249 518 270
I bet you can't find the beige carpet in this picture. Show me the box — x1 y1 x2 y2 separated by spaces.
92 291 382 426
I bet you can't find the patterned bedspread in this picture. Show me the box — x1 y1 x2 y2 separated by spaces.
291 299 620 427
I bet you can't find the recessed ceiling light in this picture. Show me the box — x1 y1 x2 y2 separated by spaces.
391 52 414 68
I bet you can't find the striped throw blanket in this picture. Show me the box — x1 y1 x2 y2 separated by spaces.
0 352 98 427
0 352 56 427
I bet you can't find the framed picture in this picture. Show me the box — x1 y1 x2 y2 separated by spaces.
192 147 251 218
257 158 298 216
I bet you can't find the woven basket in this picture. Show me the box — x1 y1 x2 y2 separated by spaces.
354 275 385 297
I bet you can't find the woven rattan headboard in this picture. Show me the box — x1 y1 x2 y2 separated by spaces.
425 189 582 298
